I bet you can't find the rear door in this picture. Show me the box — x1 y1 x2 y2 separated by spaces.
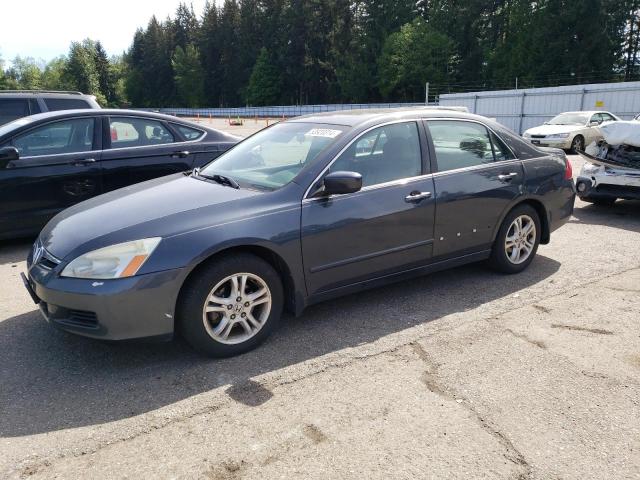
100 116 198 192
0 116 101 236
425 119 524 259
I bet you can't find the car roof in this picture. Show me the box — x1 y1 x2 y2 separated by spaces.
2 108 203 127
0 109 236 140
559 111 611 115
287 106 478 127
0 91 90 98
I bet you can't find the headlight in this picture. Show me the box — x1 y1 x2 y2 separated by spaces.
522 132 531 138
547 133 570 139
61 238 161 279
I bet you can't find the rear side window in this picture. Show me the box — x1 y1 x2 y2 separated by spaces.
174 124 204 140
427 121 495 172
12 118 94 157
109 117 174 147
490 131 515 161
0 99 30 126
44 98 91 111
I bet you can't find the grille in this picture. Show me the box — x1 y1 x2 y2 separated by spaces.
531 135 546 139
67 309 99 327
32 240 61 270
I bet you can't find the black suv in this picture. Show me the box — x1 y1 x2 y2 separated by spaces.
0 90 100 126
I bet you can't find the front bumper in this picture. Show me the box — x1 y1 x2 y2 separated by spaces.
526 137 572 149
24 260 186 341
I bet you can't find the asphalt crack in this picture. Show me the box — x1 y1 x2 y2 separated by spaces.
551 324 614 335
410 342 533 478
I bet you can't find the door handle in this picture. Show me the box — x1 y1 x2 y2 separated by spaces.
498 172 518 182
72 158 96 166
171 150 190 158
404 191 432 203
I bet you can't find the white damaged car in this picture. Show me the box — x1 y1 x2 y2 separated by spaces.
577 121 640 205
523 111 620 153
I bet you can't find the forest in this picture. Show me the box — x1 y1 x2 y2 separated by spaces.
1 0 640 108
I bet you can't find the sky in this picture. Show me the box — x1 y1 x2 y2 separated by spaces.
0 0 209 65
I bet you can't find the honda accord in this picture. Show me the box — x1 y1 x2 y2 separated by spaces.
23 108 576 357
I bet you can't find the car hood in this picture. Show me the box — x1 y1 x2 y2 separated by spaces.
41 173 263 259
525 124 584 136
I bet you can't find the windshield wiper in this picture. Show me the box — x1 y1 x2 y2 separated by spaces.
196 170 240 189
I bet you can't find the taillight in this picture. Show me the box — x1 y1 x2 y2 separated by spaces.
564 157 573 179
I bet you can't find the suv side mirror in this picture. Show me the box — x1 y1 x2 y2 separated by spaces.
323 171 362 195
0 146 19 169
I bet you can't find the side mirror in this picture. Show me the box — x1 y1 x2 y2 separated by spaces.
0 146 19 169
589 120 600 126
323 171 362 195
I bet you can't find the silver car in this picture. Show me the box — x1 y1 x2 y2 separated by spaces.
522 111 620 152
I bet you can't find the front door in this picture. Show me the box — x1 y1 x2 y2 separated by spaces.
101 116 196 192
0 117 101 237
301 121 436 295
424 119 524 258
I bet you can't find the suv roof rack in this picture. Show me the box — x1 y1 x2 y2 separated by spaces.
0 90 84 95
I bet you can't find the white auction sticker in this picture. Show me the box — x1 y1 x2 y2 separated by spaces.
305 128 342 138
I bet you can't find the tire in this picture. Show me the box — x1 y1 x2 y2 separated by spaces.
489 204 541 274
581 196 616 206
570 135 585 153
178 253 283 357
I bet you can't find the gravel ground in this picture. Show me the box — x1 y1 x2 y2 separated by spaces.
0 155 639 479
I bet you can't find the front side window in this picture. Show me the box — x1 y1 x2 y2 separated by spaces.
328 122 422 187
12 118 94 157
200 122 347 190
109 117 174 147
427 121 496 172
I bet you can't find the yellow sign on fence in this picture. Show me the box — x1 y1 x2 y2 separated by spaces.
595 100 604 107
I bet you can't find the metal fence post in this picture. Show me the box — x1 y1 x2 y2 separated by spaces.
518 92 526 134
580 89 586 110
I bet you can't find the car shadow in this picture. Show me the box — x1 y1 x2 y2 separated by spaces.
570 199 640 233
0 237 34 266
0 254 560 437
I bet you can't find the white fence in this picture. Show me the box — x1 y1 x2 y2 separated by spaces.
439 81 640 133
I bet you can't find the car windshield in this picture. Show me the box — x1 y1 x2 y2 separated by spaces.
200 122 347 190
548 113 589 126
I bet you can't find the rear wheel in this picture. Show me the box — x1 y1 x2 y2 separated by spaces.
489 205 541 274
178 253 283 357
570 135 585 153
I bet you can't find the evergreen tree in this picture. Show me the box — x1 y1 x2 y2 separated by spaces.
245 47 283 105
172 44 205 107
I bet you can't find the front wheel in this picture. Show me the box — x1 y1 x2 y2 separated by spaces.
178 253 283 357
489 205 541 274
570 135 585 153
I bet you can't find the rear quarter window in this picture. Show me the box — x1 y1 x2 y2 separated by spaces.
44 98 92 111
0 99 30 126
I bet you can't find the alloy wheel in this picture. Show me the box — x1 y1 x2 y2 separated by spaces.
504 214 536 265
202 272 272 345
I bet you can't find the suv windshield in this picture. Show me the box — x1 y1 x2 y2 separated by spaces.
548 113 589 126
200 122 347 190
